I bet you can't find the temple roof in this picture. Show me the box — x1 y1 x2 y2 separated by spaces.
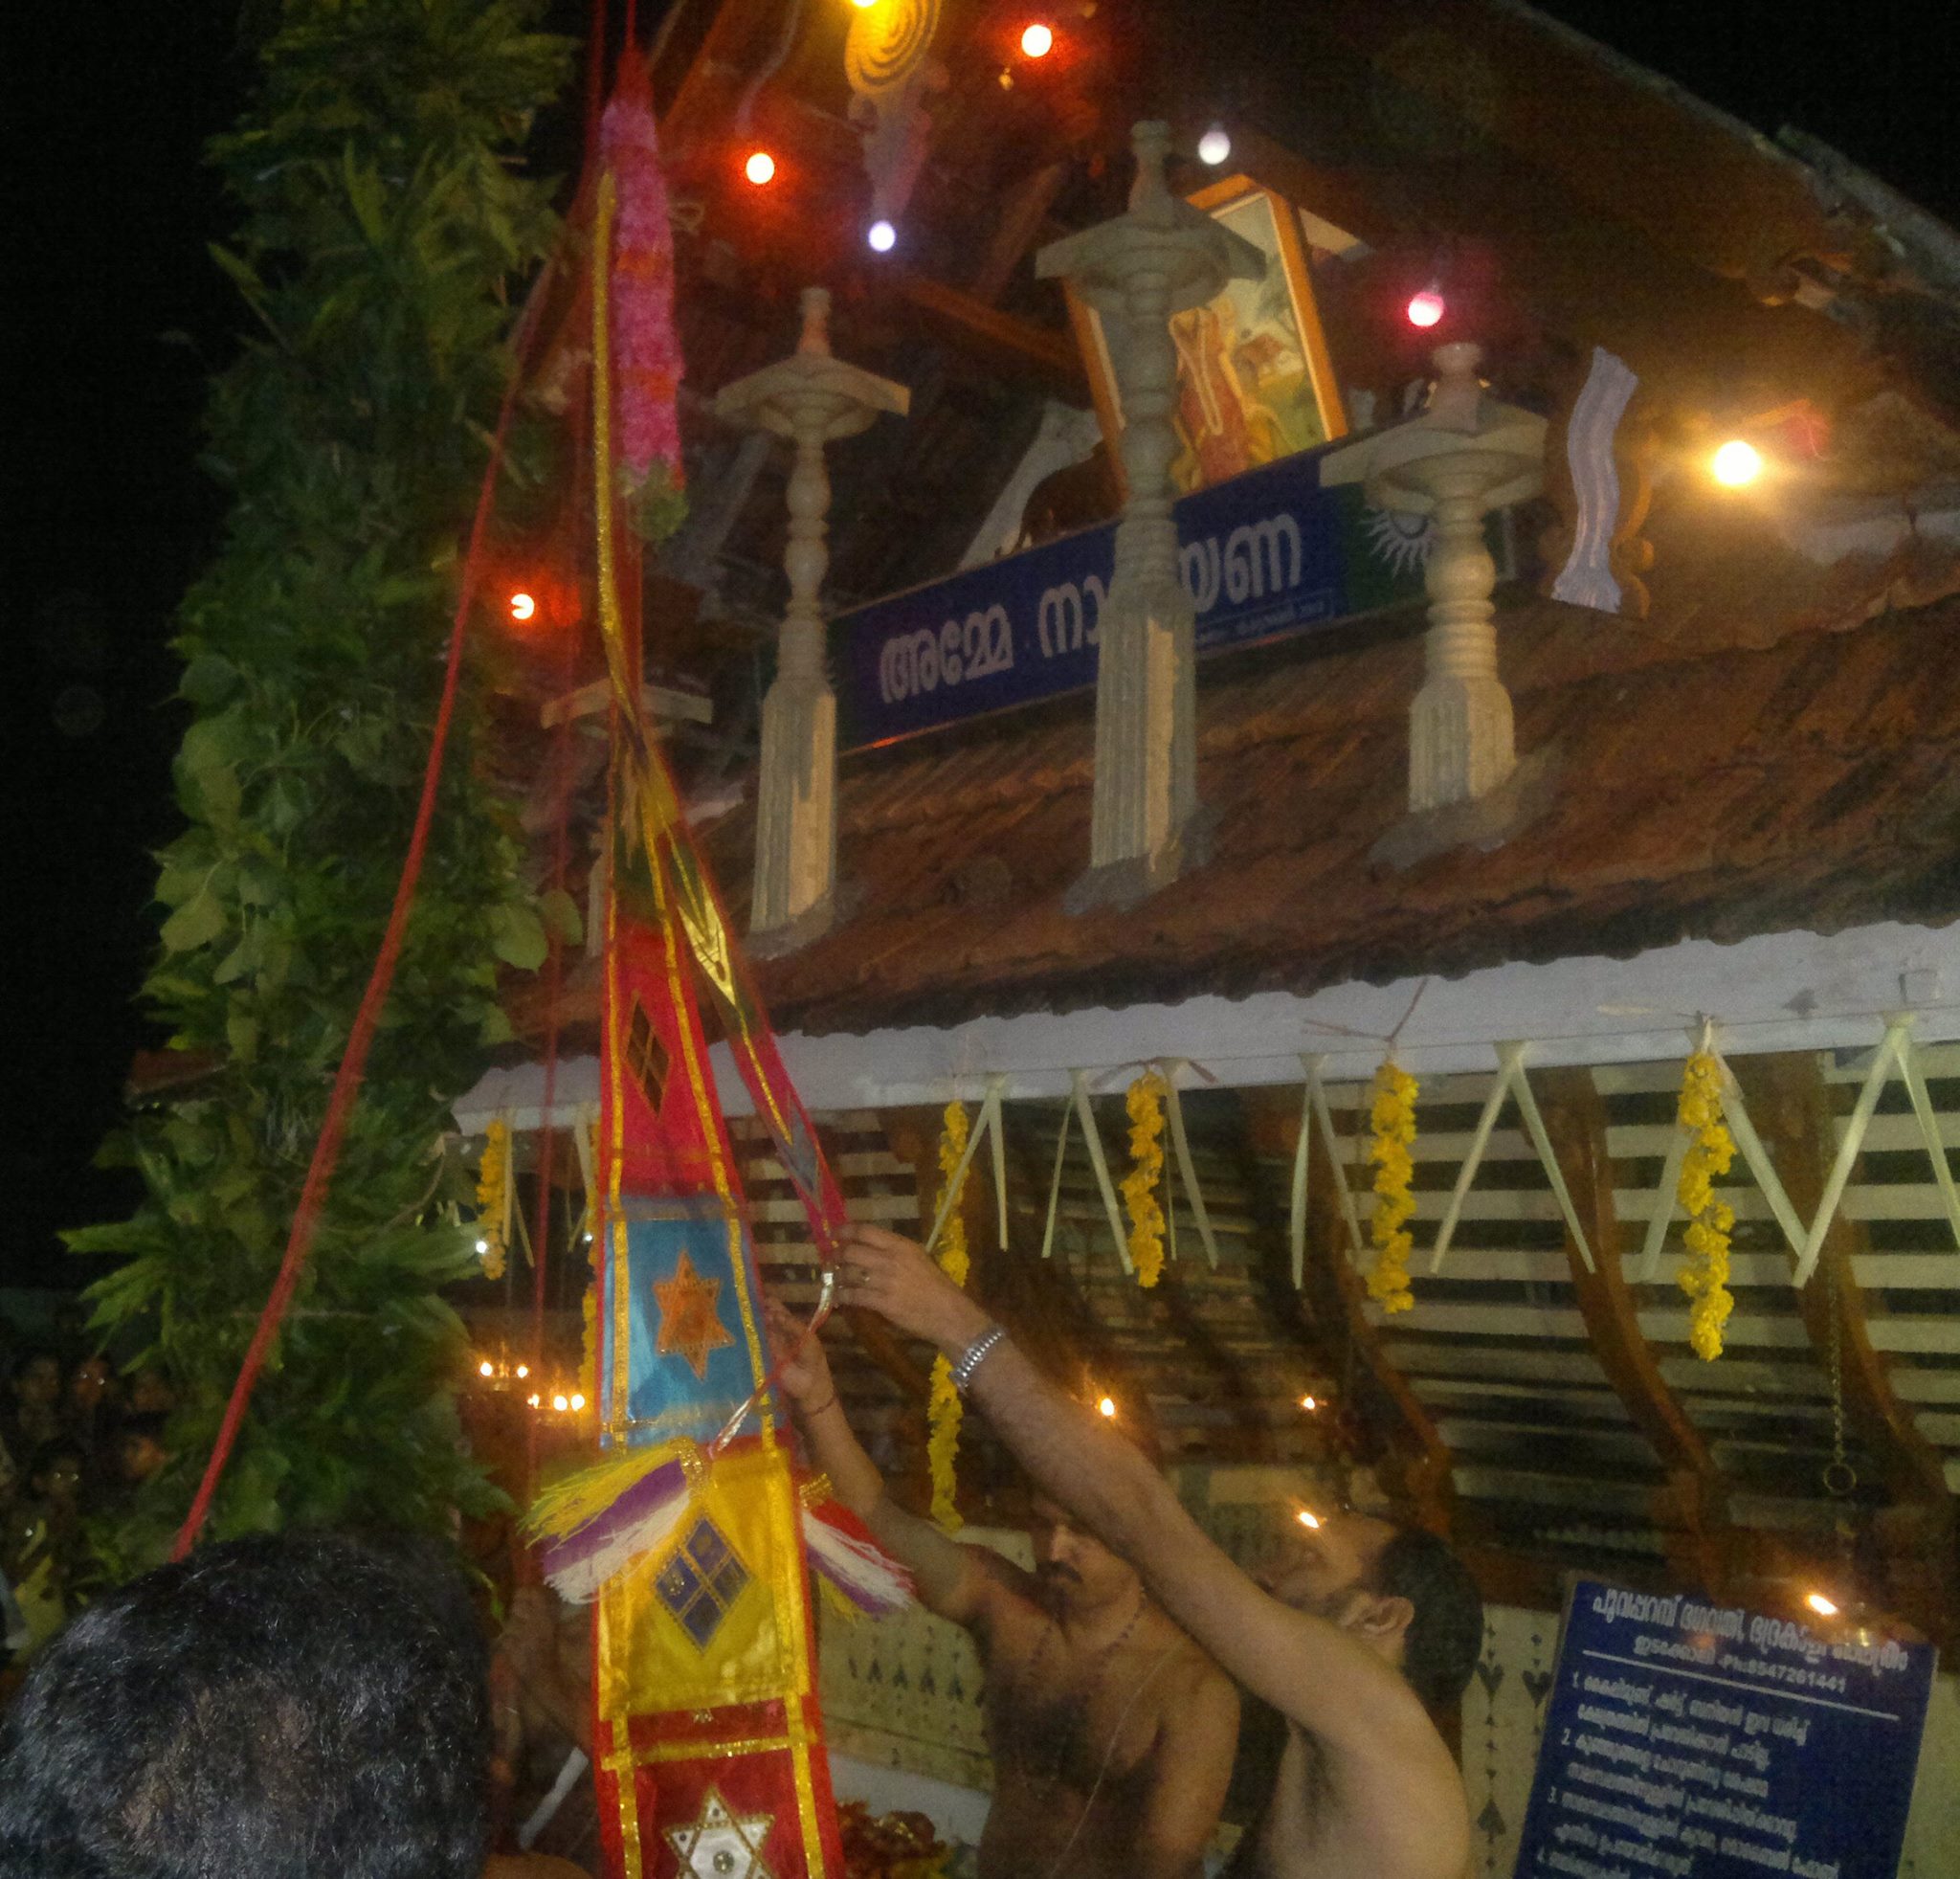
704 589 1960 1036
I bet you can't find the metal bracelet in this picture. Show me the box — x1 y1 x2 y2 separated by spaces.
949 1323 1006 1393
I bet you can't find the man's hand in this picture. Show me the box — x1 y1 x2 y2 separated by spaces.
833 1223 992 1354
763 1298 834 1410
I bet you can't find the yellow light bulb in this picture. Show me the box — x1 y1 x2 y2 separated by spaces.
508 592 536 622
1097 1396 1117 1419
1297 1509 1321 1530
1301 1395 1317 1412
1711 439 1763 487
515 1364 529 1379
743 149 776 187
552 1393 569 1413
526 1393 541 1408
1019 21 1054 56
1805 1591 1839 1618
570 1393 587 1412
478 1359 494 1378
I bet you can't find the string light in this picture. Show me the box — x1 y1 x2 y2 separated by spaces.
515 1364 529 1379
1711 439 1763 487
1300 1395 1317 1412
867 219 897 253
743 149 776 187
507 591 536 623
1297 1509 1321 1530
1097 1395 1117 1419
570 1392 587 1412
1197 123 1232 167
1805 1591 1839 1619
475 1238 490 1254
527 1392 541 1408
551 1393 570 1413
478 1359 495 1378
1406 288 1446 329
1018 21 1054 56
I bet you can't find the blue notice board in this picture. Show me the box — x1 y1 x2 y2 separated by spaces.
1514 1580 1936 1879
828 433 1459 749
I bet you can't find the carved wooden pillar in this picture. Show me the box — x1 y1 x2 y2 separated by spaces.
713 289 908 946
1322 343 1546 814
1037 123 1261 906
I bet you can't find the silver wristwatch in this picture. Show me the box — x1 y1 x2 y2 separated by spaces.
948 1323 1007 1393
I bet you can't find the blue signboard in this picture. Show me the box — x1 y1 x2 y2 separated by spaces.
829 435 1450 749
1514 1580 1937 1879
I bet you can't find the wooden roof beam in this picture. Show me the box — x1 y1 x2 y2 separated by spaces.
885 264 1087 397
1728 1053 1957 1651
1536 1065 1739 1597
1236 1088 1458 1539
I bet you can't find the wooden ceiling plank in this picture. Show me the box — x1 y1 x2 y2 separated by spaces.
1727 1053 1958 1651
1537 1064 1738 1596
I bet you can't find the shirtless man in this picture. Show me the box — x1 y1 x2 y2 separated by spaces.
764 1298 1238 1879
830 1224 1482 1879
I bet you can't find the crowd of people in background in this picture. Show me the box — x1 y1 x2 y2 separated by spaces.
1 1335 173 1665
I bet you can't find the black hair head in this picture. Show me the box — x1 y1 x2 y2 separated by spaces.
1369 1524 1484 1713
0 1529 490 1879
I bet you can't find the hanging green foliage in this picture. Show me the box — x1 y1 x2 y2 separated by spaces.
70 0 573 1577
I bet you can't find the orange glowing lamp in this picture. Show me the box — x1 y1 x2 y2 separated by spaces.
1019 20 1054 56
508 590 537 624
744 148 777 187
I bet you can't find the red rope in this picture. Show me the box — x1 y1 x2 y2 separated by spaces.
171 277 553 1561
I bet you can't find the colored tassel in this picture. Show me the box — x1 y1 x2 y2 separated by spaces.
800 1500 915 1618
527 1447 698 1604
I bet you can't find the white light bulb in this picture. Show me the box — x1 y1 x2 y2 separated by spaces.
867 219 897 254
1197 124 1232 167
475 1238 489 1255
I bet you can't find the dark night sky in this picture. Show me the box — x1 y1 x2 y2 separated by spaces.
3 1 1950 1292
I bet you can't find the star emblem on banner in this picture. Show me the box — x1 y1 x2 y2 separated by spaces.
663 1786 777 1879
654 1250 735 1379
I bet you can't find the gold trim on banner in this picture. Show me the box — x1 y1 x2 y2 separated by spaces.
601 1726 812 1770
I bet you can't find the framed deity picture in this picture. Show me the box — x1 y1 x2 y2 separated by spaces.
1064 174 1348 496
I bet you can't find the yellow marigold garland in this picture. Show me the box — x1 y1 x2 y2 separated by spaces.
1675 1049 1736 1361
475 1118 510 1281
926 1101 971 1532
1367 1062 1418 1314
1122 1069 1169 1287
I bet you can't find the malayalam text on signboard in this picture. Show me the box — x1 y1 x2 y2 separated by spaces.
1514 1580 1936 1879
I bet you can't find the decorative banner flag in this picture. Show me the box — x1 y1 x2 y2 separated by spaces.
521 69 885 1879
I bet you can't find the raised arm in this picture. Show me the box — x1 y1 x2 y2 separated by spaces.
764 1298 1009 1628
833 1229 1452 1778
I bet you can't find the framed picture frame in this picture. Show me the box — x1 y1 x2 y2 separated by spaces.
1064 174 1348 497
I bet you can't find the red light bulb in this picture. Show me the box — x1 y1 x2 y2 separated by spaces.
1406 289 1446 329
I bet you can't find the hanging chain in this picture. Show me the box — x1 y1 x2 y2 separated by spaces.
1821 1259 1858 1502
